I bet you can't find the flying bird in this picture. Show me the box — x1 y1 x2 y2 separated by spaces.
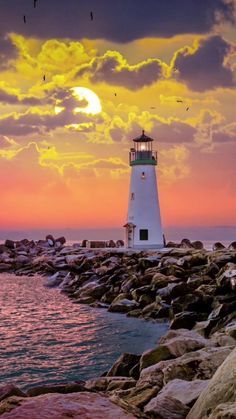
114 93 117 96
43 75 46 81
186 107 190 111
33 0 38 8
150 106 156 109
90 11 94 21
176 99 183 103
23 15 26 23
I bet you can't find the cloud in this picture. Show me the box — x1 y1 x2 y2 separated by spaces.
0 88 42 105
173 35 236 91
0 135 18 148
0 88 104 136
76 51 166 89
0 1 234 42
0 35 18 70
213 122 236 142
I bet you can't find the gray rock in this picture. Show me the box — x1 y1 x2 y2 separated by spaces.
187 347 236 419
144 394 190 419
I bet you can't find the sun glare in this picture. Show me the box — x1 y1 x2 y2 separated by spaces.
72 87 102 115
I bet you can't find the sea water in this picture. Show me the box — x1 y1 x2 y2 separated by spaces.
0 274 168 390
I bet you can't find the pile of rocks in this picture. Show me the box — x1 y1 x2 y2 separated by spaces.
0 237 235 418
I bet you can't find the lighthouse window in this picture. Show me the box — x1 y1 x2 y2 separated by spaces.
140 229 148 240
141 172 146 179
131 192 135 200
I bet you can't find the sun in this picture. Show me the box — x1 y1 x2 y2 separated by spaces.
72 87 102 115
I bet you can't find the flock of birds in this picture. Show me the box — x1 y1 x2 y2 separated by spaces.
22 0 190 113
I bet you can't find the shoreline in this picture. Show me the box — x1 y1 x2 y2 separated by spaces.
0 236 235 418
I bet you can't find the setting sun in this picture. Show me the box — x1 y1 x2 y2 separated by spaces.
72 87 102 115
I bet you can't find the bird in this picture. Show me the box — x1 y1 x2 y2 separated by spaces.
23 15 26 23
150 106 156 109
43 75 46 81
186 107 190 111
114 93 117 96
90 11 93 21
33 0 38 8
176 99 183 103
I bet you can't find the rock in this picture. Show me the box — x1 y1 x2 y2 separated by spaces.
116 240 124 247
27 381 85 397
180 238 194 249
78 282 108 300
170 312 199 330
191 241 204 250
213 242 226 251
4 240 15 249
177 253 208 269
157 282 187 301
160 328 213 352
106 240 116 248
193 319 220 338
106 353 141 378
55 236 66 246
0 384 27 402
217 263 236 291
85 377 136 392
208 402 236 418
139 346 233 387
151 273 169 290
108 295 139 313
0 392 136 418
187 347 236 419
46 235 55 247
118 384 160 409
208 301 236 320
140 329 213 371
210 332 236 347
0 263 12 272
155 378 209 407
140 345 173 370
228 241 236 250
144 395 190 419
44 272 65 287
225 320 236 338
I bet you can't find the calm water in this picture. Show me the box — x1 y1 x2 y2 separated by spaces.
0 274 168 390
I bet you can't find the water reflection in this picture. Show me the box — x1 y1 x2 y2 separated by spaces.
0 274 168 390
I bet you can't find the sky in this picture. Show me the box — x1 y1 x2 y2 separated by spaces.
0 0 236 235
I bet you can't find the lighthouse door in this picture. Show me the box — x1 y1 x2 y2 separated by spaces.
127 225 134 248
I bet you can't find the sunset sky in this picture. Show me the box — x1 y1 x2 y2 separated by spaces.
0 0 236 234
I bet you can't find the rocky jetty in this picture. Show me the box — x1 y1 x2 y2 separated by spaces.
0 236 235 418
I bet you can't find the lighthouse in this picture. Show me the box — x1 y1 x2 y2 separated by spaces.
124 130 163 249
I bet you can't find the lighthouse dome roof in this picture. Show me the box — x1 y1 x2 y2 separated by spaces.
133 130 154 142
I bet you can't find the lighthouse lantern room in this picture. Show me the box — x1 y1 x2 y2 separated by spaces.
124 130 163 249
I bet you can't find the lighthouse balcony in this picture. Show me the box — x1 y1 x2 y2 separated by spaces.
129 150 157 165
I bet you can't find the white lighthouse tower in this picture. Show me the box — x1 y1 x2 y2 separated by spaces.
124 130 163 249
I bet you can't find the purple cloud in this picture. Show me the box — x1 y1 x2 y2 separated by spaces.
174 36 235 91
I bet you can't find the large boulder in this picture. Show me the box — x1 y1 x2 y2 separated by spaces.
106 353 140 378
85 376 136 392
187 347 236 419
139 346 233 387
140 329 213 370
155 378 209 407
27 381 85 397
108 295 139 313
0 392 136 418
144 395 190 419
209 402 236 418
0 384 26 402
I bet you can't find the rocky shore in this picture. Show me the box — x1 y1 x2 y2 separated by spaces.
0 236 235 418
